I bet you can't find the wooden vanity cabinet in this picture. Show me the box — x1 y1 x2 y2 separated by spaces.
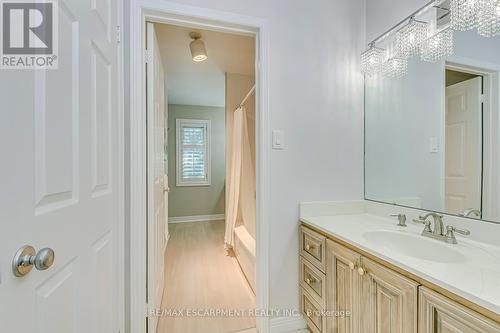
419 287 500 333
325 239 362 333
301 225 500 333
359 257 418 333
325 239 417 333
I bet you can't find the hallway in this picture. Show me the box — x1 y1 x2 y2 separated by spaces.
157 220 256 333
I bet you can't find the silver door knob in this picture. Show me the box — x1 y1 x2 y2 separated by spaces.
12 245 55 277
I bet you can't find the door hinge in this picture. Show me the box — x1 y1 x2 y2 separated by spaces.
481 94 486 103
116 25 121 43
145 50 152 64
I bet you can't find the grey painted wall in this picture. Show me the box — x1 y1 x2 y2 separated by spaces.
167 104 226 217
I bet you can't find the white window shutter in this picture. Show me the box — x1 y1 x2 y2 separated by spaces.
176 119 211 186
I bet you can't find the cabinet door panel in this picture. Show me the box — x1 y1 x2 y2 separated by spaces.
326 240 361 333
419 287 500 333
360 258 418 333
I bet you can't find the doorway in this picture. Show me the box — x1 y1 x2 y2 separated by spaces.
444 62 500 221
129 6 271 333
444 68 483 218
151 22 257 333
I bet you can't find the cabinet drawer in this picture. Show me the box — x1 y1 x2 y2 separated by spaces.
300 257 326 307
419 287 500 333
301 288 326 333
300 226 326 272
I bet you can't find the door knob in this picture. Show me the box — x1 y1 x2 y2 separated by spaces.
12 245 55 277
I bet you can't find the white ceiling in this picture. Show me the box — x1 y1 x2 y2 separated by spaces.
155 24 255 107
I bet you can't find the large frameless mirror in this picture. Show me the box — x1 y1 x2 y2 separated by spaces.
364 0 500 223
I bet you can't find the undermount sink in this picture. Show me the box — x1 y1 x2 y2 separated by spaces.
362 230 467 264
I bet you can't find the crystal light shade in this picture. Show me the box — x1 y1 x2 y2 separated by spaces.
382 57 408 78
421 29 454 62
451 0 479 31
361 45 385 77
477 0 500 37
396 19 429 58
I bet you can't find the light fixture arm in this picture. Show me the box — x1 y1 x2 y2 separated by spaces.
368 0 441 46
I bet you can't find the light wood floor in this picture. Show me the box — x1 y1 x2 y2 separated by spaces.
157 220 256 333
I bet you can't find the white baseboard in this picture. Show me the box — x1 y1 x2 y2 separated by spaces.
168 214 225 224
269 316 307 333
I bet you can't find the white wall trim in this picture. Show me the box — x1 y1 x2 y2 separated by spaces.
269 316 307 333
129 2 271 333
169 214 225 223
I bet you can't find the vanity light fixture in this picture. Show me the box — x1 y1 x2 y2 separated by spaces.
382 57 408 78
396 17 429 58
189 32 208 62
421 28 454 62
360 0 500 77
451 0 479 31
477 0 500 37
361 43 385 77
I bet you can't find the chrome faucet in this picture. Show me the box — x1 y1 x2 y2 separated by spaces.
420 212 445 236
458 208 481 218
413 212 470 244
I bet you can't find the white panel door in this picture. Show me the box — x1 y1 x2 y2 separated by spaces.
0 0 120 332
146 22 167 333
445 77 482 216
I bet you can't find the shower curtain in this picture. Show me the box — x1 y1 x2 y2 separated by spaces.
225 106 246 249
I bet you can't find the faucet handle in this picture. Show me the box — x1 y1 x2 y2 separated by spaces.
446 225 470 236
390 214 407 227
412 218 432 232
445 225 470 244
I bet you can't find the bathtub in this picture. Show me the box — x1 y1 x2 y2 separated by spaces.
234 225 256 293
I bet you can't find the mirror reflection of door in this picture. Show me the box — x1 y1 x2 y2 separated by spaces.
445 70 482 219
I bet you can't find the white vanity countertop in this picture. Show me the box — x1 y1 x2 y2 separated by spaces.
300 213 500 315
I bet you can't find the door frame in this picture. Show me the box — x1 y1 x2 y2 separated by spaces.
128 2 271 333
445 56 500 221
115 1 126 332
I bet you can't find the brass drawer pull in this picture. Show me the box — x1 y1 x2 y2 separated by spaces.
305 243 315 251
305 275 317 285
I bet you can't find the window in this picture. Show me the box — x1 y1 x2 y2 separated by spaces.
176 119 211 186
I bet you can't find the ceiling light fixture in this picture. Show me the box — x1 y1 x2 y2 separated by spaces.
189 32 208 62
360 43 385 77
